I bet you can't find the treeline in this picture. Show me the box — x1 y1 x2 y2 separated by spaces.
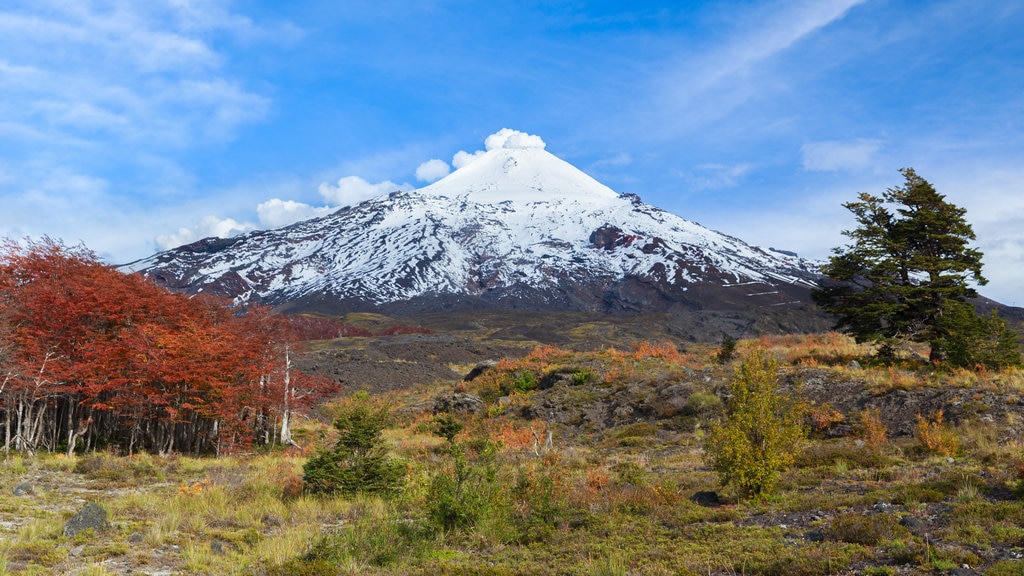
0 239 340 457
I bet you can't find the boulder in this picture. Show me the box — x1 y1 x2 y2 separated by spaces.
690 490 722 507
433 392 485 415
12 482 33 496
463 361 497 382
804 527 826 542
63 502 109 538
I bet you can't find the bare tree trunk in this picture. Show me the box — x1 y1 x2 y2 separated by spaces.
30 403 46 454
279 346 299 448
213 419 220 457
3 397 10 458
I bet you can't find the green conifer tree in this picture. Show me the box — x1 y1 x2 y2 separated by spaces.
812 168 1018 366
302 393 405 497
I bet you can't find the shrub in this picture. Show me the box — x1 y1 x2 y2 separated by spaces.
826 512 908 545
499 370 539 395
511 460 566 542
854 408 888 449
704 349 807 497
570 366 598 385
682 391 724 419
937 308 1022 369
716 335 738 364
986 560 1024 576
807 403 844 434
302 396 405 497
916 410 959 457
427 416 508 536
301 510 431 569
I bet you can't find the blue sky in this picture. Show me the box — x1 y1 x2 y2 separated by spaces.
1 0 1022 305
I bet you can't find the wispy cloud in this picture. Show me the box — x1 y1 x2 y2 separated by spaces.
0 2 273 148
678 163 754 192
652 0 867 132
801 139 883 172
0 0 283 257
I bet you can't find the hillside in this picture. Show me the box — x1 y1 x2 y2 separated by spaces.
3 333 1024 575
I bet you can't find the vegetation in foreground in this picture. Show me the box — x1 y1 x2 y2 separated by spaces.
1 334 1024 575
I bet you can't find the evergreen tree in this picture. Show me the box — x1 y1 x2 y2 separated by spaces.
302 393 405 497
812 168 1019 366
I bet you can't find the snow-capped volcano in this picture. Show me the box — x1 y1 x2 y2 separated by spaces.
126 143 822 315
420 145 619 204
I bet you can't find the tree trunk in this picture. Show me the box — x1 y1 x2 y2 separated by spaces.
279 346 295 447
4 398 10 458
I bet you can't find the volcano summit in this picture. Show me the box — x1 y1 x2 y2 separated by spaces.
127 136 822 316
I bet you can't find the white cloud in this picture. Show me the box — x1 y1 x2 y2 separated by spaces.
451 129 547 170
0 2 272 148
801 139 882 171
317 176 412 206
485 128 546 151
155 215 253 250
652 0 868 132
256 198 333 229
452 149 486 169
152 129 550 249
683 163 753 191
415 159 451 183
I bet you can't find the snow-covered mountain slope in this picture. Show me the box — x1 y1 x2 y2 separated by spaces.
126 145 822 315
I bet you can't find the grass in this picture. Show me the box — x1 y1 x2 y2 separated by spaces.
0 333 1023 574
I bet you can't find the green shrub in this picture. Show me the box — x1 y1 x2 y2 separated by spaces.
570 366 598 385
432 413 465 444
427 416 509 536
986 560 1024 576
612 461 648 488
302 396 405 497
511 460 565 543
683 391 724 418
511 370 538 393
704 349 807 497
302 511 432 569
716 335 738 364
826 512 908 545
936 308 1022 369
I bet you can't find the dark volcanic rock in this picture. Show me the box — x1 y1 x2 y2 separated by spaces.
464 361 497 382
64 502 109 537
690 490 722 507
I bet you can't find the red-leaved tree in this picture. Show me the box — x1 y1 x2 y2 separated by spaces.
0 238 340 456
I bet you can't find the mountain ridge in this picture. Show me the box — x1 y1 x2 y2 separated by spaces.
126 145 824 317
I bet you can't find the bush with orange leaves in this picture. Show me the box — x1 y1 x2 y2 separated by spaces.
177 475 211 496
854 408 888 449
630 341 682 362
916 410 959 457
807 403 845 435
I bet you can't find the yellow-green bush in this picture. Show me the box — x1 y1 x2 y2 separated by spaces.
704 349 807 497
